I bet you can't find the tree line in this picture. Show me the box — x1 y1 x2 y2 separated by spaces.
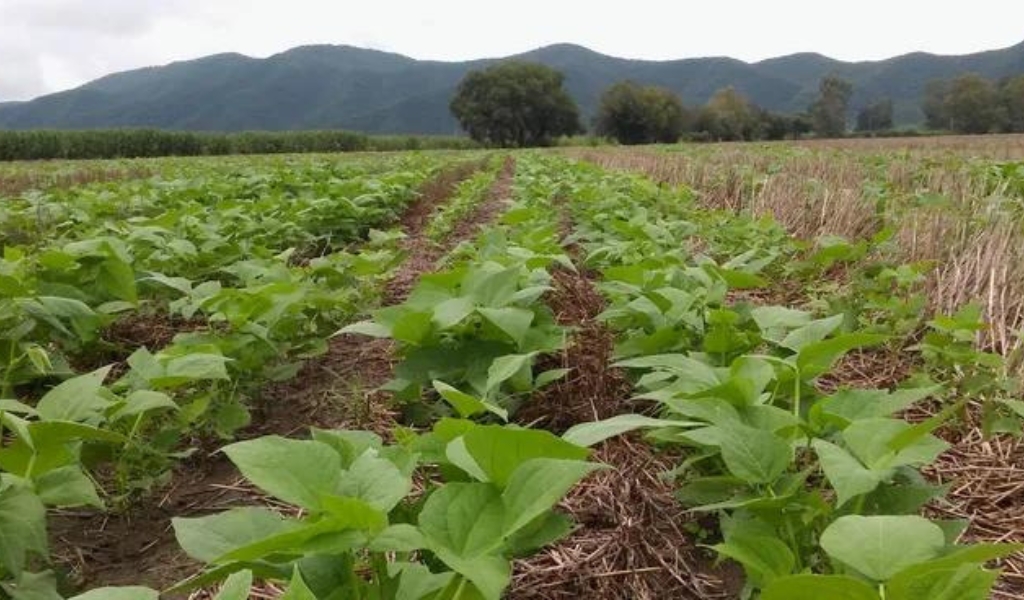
923 73 1024 134
0 129 477 161
450 62 1024 146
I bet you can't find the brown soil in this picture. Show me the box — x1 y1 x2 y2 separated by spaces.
510 436 740 600
517 268 633 433
512 206 728 599
385 156 515 303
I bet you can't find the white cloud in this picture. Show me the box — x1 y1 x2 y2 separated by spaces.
0 0 1021 101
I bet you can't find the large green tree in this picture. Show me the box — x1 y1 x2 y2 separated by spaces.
449 62 582 147
695 87 759 141
855 99 894 133
594 81 687 145
998 75 1024 133
810 74 853 137
943 73 1003 133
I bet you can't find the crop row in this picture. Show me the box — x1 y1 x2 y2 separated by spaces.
0 153 495 598
522 155 1021 599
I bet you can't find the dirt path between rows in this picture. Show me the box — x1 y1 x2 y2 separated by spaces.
509 206 738 600
48 157 514 597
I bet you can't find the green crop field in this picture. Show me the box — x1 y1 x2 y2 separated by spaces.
1 136 1023 600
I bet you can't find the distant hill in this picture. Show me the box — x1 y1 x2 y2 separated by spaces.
1 41 1023 133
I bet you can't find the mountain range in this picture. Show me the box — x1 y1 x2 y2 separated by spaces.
1 41 1023 134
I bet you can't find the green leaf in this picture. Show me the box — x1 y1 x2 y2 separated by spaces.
820 515 945 581
796 333 887 379
478 307 534 346
163 353 231 382
562 414 696 447
213 571 253 600
780 314 844 352
484 353 534 394
501 458 601 535
67 588 159 600
459 426 589 487
717 423 792 485
887 565 998 600
369 524 426 552
335 450 412 512
337 320 391 338
280 568 317 600
762 575 879 600
818 387 941 425
751 306 812 343
109 391 178 421
432 297 476 329
391 563 454 600
173 507 299 563
432 381 508 421
0 484 48 577
713 533 795 588
392 311 434 345
419 483 505 558
222 436 341 510
33 466 103 508
1 570 63 600
35 366 112 422
812 440 882 507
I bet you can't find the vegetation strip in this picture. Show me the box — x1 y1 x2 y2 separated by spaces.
517 154 1022 599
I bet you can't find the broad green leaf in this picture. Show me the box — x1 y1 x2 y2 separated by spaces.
280 568 317 600
843 419 948 470
432 297 476 329
164 353 231 382
534 368 569 389
751 306 811 343
780 314 844 352
717 423 792 484
432 381 508 421
813 439 882 507
887 564 998 600
0 484 48 577
484 353 534 393
820 515 945 581
335 450 412 512
392 311 435 345
714 533 795 588
419 483 505 558
562 414 696 447
98 256 138 304
35 366 112 422
464 265 520 307
501 458 601 535
109 391 178 421
478 307 534 346
796 333 887 379
762 575 879 600
390 563 454 600
506 512 573 557
460 426 589 487
173 508 299 562
68 588 159 600
33 466 103 508
1 570 63 600
310 429 382 468
337 320 391 338
369 524 426 552
818 387 941 425
213 571 253 600
222 436 340 510
27 421 126 445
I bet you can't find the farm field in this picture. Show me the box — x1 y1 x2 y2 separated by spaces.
1 136 1023 600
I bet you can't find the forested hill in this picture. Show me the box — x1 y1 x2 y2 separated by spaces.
1 41 1022 133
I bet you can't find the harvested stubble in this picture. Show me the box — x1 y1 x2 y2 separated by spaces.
569 137 1024 370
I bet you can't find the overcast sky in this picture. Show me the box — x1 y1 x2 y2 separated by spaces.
2 0 1022 101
